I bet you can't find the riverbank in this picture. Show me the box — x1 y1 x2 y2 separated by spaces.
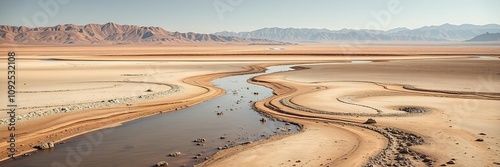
202 56 500 167
1 45 498 166
0 56 288 161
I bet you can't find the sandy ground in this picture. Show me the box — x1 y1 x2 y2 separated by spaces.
204 56 499 167
0 45 499 166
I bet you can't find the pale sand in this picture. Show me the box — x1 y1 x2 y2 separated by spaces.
0 45 499 166
205 57 498 167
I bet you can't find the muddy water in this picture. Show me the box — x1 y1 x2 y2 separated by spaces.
0 65 299 167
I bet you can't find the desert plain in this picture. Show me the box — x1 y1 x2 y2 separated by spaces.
0 44 499 167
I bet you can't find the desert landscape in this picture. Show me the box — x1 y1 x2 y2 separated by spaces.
1 1 500 166
0 44 499 167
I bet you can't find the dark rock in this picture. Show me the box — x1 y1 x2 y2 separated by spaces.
193 138 206 143
475 138 484 142
364 118 377 124
242 141 252 145
399 148 410 154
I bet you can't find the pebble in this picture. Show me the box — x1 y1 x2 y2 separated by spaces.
169 152 181 157
156 161 168 167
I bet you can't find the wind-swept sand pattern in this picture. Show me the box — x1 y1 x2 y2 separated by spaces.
201 53 500 167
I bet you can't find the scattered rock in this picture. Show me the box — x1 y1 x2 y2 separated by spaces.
260 118 266 122
47 142 55 148
278 127 291 132
220 136 226 139
156 161 168 166
475 138 484 142
395 154 405 160
479 133 486 135
169 152 181 157
193 138 206 143
35 142 55 150
446 160 455 164
423 157 432 162
242 141 252 145
364 118 377 124
399 106 427 113
146 89 153 92
399 148 410 154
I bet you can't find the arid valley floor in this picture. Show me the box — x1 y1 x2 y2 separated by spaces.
0 44 499 167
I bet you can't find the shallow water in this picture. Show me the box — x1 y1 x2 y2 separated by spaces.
0 65 299 167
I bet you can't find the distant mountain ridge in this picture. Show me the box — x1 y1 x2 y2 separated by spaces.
0 22 274 45
214 24 500 42
465 32 500 42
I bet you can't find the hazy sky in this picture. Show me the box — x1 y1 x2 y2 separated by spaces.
1 0 499 33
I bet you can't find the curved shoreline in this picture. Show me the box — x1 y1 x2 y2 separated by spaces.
199 66 381 167
2 57 497 166
202 58 500 167
0 63 271 162
201 64 434 167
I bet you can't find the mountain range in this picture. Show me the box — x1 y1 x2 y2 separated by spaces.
0 22 274 45
215 24 500 42
465 32 500 42
1 23 500 45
